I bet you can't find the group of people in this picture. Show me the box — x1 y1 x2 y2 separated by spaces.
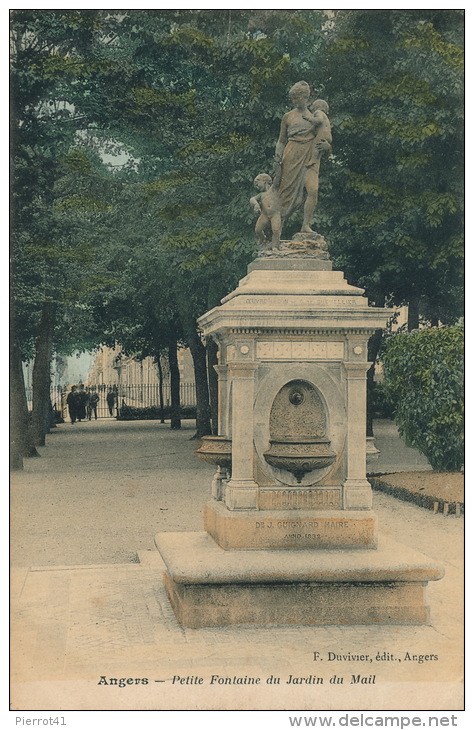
66 385 117 424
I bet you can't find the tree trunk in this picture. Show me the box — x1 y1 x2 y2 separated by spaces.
31 301 55 446
9 263 39 464
10 341 39 468
155 353 166 423
49 397 56 429
174 287 212 437
9 362 23 470
187 330 212 437
366 291 385 439
366 329 384 437
207 338 219 435
10 341 24 470
169 338 181 430
407 297 420 331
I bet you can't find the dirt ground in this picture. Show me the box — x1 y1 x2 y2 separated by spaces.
9 417 465 714
10 419 214 566
370 471 464 512
10 417 464 566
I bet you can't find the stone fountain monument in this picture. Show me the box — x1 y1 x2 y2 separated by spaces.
155 82 443 627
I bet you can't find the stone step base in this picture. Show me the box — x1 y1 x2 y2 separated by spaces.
155 532 444 628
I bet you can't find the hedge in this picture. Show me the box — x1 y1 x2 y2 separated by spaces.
380 324 464 472
117 404 197 421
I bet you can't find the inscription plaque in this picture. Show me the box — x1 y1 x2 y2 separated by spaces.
204 502 377 549
237 296 361 307
256 341 344 361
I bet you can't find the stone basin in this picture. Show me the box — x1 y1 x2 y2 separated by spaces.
264 437 336 483
196 436 232 469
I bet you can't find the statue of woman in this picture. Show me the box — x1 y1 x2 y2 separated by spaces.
275 81 331 234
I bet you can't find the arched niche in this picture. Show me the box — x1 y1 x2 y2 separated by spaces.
253 364 346 487
263 379 336 484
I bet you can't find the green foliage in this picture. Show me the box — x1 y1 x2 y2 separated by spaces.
160 26 218 56
327 35 371 53
400 22 464 69
81 8 327 360
142 171 195 197
8 9 328 438
381 325 464 471
54 194 111 212
367 72 442 106
60 150 94 174
321 10 463 322
131 87 198 116
178 133 253 159
118 404 197 421
236 37 291 96
342 114 442 142
10 9 125 358
371 382 395 420
11 8 464 414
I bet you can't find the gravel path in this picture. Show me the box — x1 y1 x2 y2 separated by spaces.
10 418 464 712
10 418 461 569
10 420 213 566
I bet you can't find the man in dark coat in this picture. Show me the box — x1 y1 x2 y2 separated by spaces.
75 384 88 422
87 390 100 420
106 389 117 416
66 386 78 424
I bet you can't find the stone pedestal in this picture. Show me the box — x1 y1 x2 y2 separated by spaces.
155 249 444 626
156 532 443 628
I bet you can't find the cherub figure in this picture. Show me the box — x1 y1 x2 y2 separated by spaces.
249 168 282 252
308 98 332 159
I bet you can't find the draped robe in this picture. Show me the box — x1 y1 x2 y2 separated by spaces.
278 109 320 220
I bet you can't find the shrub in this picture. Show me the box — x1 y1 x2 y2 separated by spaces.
371 381 395 419
117 404 197 421
380 324 464 471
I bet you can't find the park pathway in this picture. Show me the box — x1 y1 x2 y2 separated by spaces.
10 419 462 711
11 420 211 566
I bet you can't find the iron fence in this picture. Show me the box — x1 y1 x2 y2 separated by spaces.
25 385 64 413
26 382 197 420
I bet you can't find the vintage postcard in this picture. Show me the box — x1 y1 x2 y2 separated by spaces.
9 5 465 724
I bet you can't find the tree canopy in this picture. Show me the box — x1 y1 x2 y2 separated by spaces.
10 9 464 457
319 10 463 322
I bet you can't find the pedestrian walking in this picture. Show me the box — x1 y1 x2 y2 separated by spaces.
106 388 117 417
75 384 88 422
87 390 100 420
66 385 78 424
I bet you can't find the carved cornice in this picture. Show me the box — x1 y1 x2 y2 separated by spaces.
227 327 377 336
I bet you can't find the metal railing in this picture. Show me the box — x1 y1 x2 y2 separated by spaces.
25 385 64 413
26 382 197 420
